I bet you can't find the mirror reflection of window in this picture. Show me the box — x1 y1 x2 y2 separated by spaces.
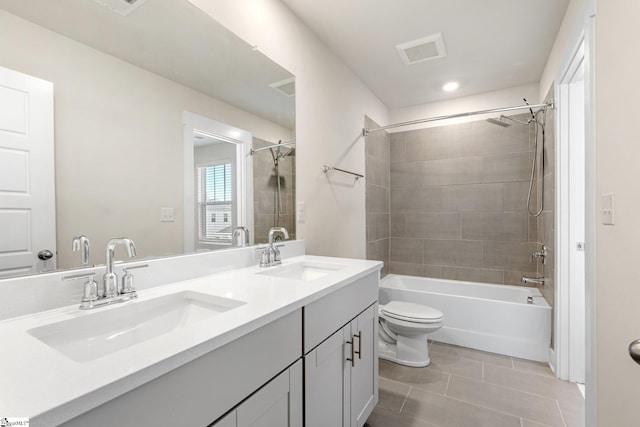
196 162 233 243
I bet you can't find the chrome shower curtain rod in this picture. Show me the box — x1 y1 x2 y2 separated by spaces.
250 140 296 155
362 101 554 135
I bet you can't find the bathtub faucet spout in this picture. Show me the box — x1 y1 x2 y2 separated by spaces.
521 276 545 285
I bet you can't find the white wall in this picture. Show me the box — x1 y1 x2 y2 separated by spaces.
539 0 585 102
594 1 640 424
189 0 389 259
388 83 539 131
0 10 291 267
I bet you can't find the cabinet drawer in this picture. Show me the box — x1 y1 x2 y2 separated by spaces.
304 272 378 354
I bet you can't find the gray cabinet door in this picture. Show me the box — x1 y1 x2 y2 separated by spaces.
237 360 302 427
350 304 378 427
304 325 350 427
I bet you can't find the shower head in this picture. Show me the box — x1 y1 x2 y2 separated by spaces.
486 117 511 127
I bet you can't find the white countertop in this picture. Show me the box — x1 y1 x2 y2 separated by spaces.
0 255 382 426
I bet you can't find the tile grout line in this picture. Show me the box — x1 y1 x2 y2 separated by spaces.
399 385 411 413
521 417 553 427
444 373 451 396
480 366 579 402
556 399 569 427
412 384 537 424
439 372 575 424
475 373 576 403
482 361 485 381
430 344 516 366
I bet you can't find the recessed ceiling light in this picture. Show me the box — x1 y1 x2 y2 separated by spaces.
443 82 459 92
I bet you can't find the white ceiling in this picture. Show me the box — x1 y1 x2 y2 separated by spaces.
280 0 570 109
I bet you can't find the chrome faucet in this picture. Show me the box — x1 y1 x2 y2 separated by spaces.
521 276 546 285
72 235 90 267
104 238 137 298
61 237 140 310
232 226 250 247
259 227 289 267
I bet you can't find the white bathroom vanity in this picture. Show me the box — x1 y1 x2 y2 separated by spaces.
0 245 381 427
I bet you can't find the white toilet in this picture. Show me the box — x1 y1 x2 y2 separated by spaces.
378 301 444 367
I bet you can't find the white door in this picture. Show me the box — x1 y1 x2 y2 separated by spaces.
0 66 56 277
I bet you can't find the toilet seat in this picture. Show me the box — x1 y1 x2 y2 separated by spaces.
381 301 443 324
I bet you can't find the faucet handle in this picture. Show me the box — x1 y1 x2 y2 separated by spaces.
259 249 271 268
62 273 99 309
273 244 286 263
121 264 148 296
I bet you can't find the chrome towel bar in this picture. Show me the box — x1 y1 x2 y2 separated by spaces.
322 165 364 180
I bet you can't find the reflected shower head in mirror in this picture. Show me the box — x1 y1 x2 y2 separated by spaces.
281 147 295 157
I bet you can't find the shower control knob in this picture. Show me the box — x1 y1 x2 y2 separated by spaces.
629 339 640 365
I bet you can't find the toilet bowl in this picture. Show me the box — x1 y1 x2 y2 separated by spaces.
378 301 443 367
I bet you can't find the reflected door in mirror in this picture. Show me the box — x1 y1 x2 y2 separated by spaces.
0 66 56 277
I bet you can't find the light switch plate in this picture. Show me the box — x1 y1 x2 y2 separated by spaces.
601 193 614 225
160 207 175 222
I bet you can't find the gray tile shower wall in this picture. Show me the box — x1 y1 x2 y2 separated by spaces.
365 116 390 277
388 113 544 286
252 137 296 244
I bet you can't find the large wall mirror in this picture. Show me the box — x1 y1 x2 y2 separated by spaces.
0 0 295 278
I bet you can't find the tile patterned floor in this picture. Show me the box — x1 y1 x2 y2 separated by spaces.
367 342 585 427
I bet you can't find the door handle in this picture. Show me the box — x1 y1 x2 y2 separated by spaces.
629 339 640 365
38 249 54 260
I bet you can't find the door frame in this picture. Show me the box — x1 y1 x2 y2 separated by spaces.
553 1 596 425
556 39 586 384
182 111 253 253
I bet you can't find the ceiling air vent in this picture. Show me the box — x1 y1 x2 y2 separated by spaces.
270 77 296 97
396 33 447 66
92 0 149 16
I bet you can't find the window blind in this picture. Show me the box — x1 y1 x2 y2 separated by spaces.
197 163 232 241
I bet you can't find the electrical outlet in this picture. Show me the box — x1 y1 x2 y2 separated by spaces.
297 201 305 223
160 207 175 222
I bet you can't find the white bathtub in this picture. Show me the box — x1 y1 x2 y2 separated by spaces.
379 274 551 362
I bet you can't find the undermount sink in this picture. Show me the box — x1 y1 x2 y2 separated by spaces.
257 261 345 281
28 291 246 362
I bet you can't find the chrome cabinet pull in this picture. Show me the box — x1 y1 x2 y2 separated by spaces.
354 331 362 359
629 339 640 365
346 338 355 367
